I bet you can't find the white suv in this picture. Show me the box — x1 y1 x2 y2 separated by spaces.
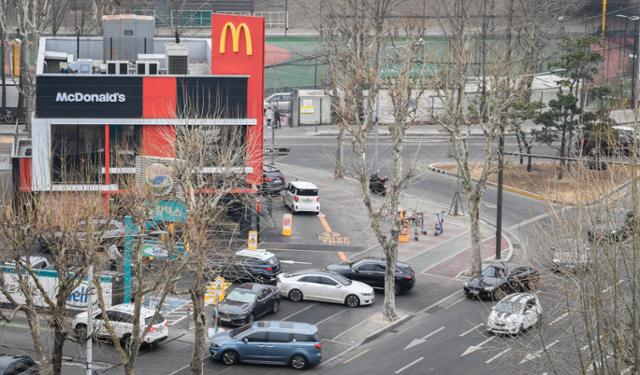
72 303 168 346
284 181 320 214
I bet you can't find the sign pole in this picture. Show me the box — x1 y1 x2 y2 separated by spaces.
123 215 134 303
85 264 93 375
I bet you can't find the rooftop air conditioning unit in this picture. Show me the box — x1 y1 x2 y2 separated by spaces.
136 61 159 75
165 44 188 75
106 60 129 75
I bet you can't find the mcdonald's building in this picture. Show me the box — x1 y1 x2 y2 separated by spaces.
14 13 265 233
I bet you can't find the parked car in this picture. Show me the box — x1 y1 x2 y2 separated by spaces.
264 92 292 113
3 256 52 270
326 257 415 294
284 181 320 214
587 209 634 243
277 270 374 307
216 283 281 326
211 249 282 284
0 355 38 374
463 262 539 300
72 303 168 347
551 238 592 273
261 165 286 195
209 321 321 370
486 293 542 335
37 219 125 251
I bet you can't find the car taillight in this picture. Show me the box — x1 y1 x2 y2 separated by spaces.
294 196 299 202
404 275 413 280
163 320 168 327
314 343 322 349
316 196 320 202
265 267 273 271
147 326 156 334
264 177 273 182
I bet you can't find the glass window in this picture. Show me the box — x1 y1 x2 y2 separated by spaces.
145 314 165 325
268 332 291 343
245 331 268 342
52 125 105 184
296 189 318 196
299 276 319 283
292 333 320 342
356 263 378 272
317 277 338 286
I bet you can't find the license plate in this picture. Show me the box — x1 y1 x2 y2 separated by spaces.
470 290 479 294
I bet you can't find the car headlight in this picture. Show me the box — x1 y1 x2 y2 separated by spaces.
210 343 220 348
463 282 469 287
484 286 495 291
361 292 373 297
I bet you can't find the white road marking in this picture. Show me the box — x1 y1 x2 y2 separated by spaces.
332 318 370 342
315 309 348 326
602 279 625 293
282 303 317 321
279 259 313 265
507 211 551 230
461 336 496 357
404 326 446 350
549 312 569 326
444 296 466 310
581 344 590 351
485 348 511 364
169 313 190 326
394 357 424 374
519 340 559 364
343 349 370 364
459 323 484 337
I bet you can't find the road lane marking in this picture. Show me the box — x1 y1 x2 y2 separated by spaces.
549 312 569 326
602 279 625 293
280 259 313 265
332 318 370 342
315 309 348 326
461 336 496 357
519 339 559 364
343 349 370 364
459 323 484 337
395 357 424 374
444 296 466 309
485 348 510 364
282 303 317 321
318 213 333 233
338 251 349 262
167 355 212 375
404 326 445 350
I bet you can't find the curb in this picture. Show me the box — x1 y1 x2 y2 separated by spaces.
360 313 413 346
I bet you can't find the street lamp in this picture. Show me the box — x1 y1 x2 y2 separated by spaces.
617 14 640 104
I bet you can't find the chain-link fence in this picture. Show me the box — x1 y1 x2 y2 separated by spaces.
133 9 287 29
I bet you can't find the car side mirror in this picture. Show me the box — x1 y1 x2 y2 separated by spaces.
353 268 359 273
242 338 249 344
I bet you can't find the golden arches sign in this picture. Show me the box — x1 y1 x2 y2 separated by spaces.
219 22 253 56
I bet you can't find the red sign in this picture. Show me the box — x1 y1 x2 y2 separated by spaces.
211 14 265 187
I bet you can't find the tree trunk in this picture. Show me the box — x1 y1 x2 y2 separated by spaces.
469 196 482 276
382 243 398 321
51 325 65 375
515 127 524 165
190 287 205 375
334 127 345 179
558 128 567 180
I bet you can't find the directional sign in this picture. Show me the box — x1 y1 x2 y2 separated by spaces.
460 336 495 357
404 326 445 350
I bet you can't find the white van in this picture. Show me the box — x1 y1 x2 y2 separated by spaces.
284 181 320 214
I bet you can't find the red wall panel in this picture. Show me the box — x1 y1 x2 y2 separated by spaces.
143 77 177 118
141 125 176 157
19 158 31 192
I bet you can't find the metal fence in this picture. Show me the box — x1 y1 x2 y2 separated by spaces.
134 9 287 29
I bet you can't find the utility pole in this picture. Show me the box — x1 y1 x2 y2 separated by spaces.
1 26 6 113
633 19 640 106
496 0 514 260
86 264 94 375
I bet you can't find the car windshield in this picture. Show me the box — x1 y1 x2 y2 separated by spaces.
495 301 524 314
226 289 257 303
266 256 279 265
331 273 352 286
481 266 502 278
297 189 318 196
230 324 252 338
145 314 165 325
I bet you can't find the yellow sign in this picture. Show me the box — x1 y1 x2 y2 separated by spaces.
282 213 292 236
205 276 229 305
399 221 409 243
248 230 258 250
219 22 253 55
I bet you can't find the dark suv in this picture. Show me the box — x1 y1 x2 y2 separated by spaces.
0 355 38 374
326 257 415 294
261 165 286 195
212 249 282 284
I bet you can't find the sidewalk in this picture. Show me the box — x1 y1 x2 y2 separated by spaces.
268 120 541 139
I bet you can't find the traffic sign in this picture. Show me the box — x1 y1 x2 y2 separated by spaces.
282 213 292 236
248 230 258 250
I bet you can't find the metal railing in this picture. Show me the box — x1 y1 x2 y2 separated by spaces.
135 9 287 29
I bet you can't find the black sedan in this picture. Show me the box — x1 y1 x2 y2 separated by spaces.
0 355 38 374
463 262 539 300
216 283 280 326
326 258 415 294
260 165 286 195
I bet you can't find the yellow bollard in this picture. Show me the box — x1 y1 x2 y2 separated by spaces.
12 39 20 78
282 213 292 236
399 221 409 243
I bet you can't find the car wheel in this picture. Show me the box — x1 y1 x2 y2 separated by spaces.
289 289 303 302
492 288 507 301
518 324 525 335
272 300 280 314
121 334 133 349
246 314 255 325
221 350 239 366
345 294 360 308
289 354 308 370
74 324 88 342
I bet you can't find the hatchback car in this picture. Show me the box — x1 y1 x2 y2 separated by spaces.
551 238 592 273
487 293 542 335
264 92 292 113
261 165 286 195
277 270 374 307
217 283 281 326
284 181 320 214
209 321 321 370
212 249 282 284
0 355 38 374
326 258 415 294
72 303 168 346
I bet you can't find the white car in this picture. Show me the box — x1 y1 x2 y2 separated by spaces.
277 270 374 307
72 303 168 346
284 181 320 214
487 293 542 335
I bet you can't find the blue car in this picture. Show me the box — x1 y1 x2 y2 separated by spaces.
209 321 322 370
